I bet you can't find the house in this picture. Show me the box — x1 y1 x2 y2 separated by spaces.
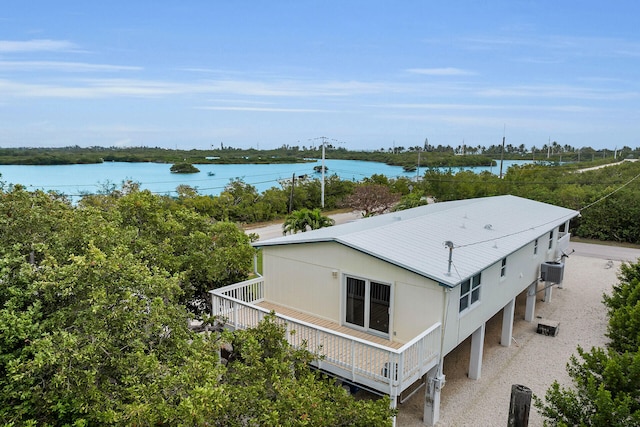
210 195 579 425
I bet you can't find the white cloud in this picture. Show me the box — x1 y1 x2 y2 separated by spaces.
0 61 141 72
196 106 330 113
376 103 596 113
0 77 394 99
0 39 77 53
477 84 639 100
406 67 476 76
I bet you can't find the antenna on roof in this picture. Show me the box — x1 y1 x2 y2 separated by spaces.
444 241 455 276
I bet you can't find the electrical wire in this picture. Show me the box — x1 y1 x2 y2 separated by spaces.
449 168 640 250
578 170 640 212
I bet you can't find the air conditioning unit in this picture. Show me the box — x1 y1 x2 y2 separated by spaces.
541 261 564 284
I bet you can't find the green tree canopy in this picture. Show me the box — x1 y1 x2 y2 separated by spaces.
0 185 394 426
282 208 335 235
536 259 640 426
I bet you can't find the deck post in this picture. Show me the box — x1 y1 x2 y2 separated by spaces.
468 323 485 380
543 281 553 303
423 365 444 426
525 282 536 322
391 392 398 427
501 298 515 347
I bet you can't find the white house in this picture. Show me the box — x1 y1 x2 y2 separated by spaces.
210 195 579 425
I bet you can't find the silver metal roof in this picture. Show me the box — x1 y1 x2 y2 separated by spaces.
255 195 579 287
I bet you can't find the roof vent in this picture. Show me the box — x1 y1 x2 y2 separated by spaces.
484 224 493 230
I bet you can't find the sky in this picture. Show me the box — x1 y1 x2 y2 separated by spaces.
1 1 639 151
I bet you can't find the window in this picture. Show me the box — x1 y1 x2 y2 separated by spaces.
459 273 481 313
533 238 539 255
559 222 566 234
548 230 554 249
501 258 507 277
345 276 390 335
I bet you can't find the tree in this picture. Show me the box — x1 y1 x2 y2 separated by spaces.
0 186 394 426
343 184 401 217
170 162 200 173
535 259 640 426
220 314 395 426
282 208 335 235
393 191 429 211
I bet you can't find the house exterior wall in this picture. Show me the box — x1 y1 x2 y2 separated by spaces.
441 225 563 355
262 221 568 354
262 241 444 344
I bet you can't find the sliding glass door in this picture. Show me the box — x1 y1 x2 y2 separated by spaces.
345 276 390 335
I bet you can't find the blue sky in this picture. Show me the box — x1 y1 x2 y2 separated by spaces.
1 1 639 151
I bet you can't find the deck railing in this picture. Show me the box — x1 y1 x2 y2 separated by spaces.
556 232 571 259
210 278 441 396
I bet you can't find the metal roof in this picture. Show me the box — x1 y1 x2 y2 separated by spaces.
254 195 579 287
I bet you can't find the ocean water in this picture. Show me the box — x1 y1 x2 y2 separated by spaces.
0 159 529 199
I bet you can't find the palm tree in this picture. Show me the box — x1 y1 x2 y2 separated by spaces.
282 208 335 235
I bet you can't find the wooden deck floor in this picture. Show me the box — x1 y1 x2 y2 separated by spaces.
257 301 403 350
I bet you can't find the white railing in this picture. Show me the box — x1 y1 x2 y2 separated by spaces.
555 232 571 259
210 279 441 396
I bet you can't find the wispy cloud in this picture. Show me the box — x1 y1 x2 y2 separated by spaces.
0 39 77 53
477 84 639 100
0 61 141 72
406 67 476 76
196 106 330 113
460 34 640 60
377 103 596 113
0 77 393 99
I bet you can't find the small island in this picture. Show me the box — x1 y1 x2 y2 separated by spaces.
313 165 328 173
170 162 200 174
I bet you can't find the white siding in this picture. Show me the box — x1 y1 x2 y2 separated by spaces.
442 231 554 355
262 242 444 344
261 221 567 354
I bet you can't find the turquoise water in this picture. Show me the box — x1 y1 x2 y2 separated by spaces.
0 159 529 198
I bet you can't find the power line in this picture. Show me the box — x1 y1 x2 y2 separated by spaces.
578 170 640 212
450 169 640 251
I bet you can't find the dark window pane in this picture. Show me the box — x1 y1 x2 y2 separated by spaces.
473 274 481 288
369 282 390 333
461 279 470 295
346 277 365 327
471 288 480 304
459 296 469 312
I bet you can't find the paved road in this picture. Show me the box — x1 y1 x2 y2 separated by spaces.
244 211 362 241
568 241 640 262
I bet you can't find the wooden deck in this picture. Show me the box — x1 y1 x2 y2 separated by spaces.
211 277 442 396
257 301 404 350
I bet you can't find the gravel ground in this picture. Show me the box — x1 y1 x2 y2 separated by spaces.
396 245 640 426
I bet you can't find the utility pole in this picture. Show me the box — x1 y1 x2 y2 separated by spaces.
499 126 506 179
288 173 296 214
321 140 326 208
547 137 551 159
309 136 335 209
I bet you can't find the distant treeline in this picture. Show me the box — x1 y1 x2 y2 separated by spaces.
2 144 634 168
73 159 640 244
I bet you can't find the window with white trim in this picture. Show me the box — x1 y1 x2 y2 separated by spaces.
548 230 554 249
500 257 507 277
459 273 481 313
345 276 391 335
534 238 539 255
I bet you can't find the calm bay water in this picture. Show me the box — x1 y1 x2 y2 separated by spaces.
0 159 528 199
